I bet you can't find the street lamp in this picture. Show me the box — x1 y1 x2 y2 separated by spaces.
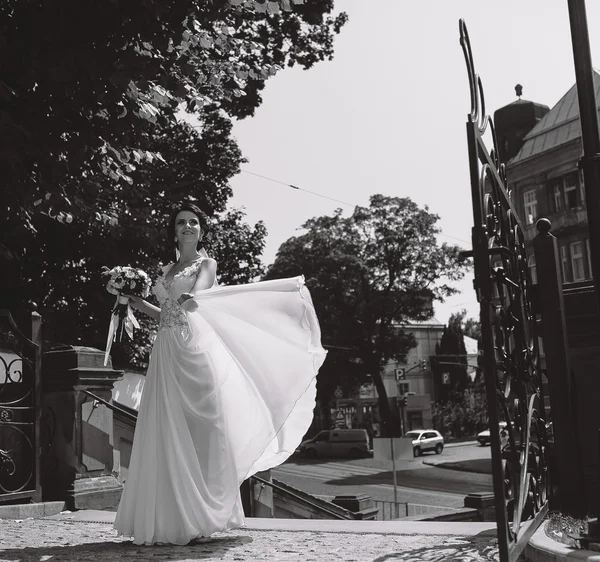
567 0 600 522
567 0 600 308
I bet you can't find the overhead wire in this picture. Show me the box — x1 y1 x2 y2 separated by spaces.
239 169 472 246
240 169 356 208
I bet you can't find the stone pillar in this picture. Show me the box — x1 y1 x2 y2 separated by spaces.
464 492 495 521
245 471 274 518
41 346 124 510
332 494 379 520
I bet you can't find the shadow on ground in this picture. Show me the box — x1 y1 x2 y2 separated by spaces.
325 467 493 495
371 534 499 562
431 459 492 475
0 535 253 562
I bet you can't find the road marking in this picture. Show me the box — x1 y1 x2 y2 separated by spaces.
272 465 466 501
279 462 388 476
274 465 383 481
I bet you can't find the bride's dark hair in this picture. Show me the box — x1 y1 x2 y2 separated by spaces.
168 202 211 251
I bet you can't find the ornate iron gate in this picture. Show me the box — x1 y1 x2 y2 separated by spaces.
0 308 42 504
459 20 550 562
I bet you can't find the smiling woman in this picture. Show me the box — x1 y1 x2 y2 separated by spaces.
113 201 327 546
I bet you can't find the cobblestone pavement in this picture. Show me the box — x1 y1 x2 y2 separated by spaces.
0 518 501 561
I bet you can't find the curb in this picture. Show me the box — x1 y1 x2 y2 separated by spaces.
525 521 600 562
0 501 67 520
44 509 498 536
444 441 478 448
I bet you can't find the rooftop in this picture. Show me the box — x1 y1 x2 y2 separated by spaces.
510 69 600 165
398 317 445 328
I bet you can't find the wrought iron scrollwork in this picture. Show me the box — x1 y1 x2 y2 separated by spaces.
0 309 41 501
0 449 16 478
459 19 549 562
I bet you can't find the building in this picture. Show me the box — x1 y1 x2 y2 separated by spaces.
331 319 445 434
496 79 597 281
382 318 444 431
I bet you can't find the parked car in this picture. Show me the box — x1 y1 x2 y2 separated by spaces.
402 430 444 457
298 429 371 459
477 421 508 446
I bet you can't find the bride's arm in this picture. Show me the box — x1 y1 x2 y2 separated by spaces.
190 258 217 292
177 258 217 307
126 295 161 322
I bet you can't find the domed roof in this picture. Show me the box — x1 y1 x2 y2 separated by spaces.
510 70 600 164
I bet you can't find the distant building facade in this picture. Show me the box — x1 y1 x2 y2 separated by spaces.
495 80 596 282
353 318 444 433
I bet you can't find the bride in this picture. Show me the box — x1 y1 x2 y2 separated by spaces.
113 202 326 545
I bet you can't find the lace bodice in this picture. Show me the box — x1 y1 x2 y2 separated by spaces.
153 259 213 331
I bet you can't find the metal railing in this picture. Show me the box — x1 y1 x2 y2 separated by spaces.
459 19 549 562
83 390 137 422
252 474 352 520
374 499 407 520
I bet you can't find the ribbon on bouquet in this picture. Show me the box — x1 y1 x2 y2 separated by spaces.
104 295 141 366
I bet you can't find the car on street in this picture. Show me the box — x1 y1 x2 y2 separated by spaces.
402 429 444 457
297 429 371 459
477 421 508 446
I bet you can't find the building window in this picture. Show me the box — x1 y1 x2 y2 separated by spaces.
587 239 593 280
528 255 537 285
580 172 586 207
553 182 563 213
564 174 578 209
523 190 537 225
549 172 582 213
560 245 569 283
571 241 585 282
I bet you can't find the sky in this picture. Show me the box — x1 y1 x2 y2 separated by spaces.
226 0 600 325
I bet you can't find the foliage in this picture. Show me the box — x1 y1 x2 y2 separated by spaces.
1 1 347 369
463 315 481 341
0 0 348 232
450 308 481 341
265 195 467 436
432 381 488 439
5 114 267 370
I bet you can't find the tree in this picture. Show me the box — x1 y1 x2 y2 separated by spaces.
463 316 482 341
4 114 267 370
264 195 467 436
430 310 490 439
450 308 481 341
431 385 487 440
0 1 347 367
0 0 347 236
432 312 470 404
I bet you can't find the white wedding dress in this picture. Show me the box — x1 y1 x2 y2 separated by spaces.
114 259 326 545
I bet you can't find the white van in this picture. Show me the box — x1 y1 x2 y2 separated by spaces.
298 429 371 459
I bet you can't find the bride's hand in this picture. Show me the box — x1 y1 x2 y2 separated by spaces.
122 294 142 309
178 293 198 311
177 293 192 306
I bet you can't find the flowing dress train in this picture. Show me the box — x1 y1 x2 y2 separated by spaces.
114 260 326 545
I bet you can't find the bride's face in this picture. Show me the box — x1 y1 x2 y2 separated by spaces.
174 211 202 245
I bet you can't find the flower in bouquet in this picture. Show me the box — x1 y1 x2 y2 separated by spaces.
102 266 151 298
101 266 151 365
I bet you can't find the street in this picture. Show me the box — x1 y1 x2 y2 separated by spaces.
272 442 493 512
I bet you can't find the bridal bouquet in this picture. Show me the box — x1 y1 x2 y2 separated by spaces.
101 266 151 365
